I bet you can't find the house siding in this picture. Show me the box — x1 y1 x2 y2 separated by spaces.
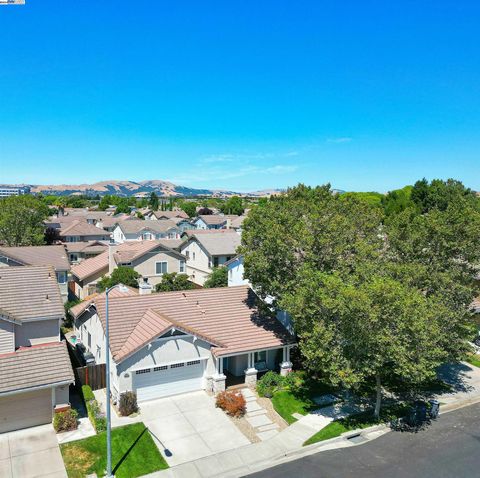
0 319 14 354
15 319 60 348
131 250 184 287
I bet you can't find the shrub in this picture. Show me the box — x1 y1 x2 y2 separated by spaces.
215 390 246 417
119 391 138 416
283 371 304 393
53 409 78 433
257 371 284 397
82 384 95 402
85 399 107 432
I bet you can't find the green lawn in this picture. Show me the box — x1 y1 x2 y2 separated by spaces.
271 377 337 424
466 354 480 368
303 412 377 445
60 422 168 478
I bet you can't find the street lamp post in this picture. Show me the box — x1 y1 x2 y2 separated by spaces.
105 283 128 478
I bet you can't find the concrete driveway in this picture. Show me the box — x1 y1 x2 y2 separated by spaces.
0 424 67 478
141 391 251 467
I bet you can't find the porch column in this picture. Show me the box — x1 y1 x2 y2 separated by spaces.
213 356 226 394
280 345 293 376
244 352 258 388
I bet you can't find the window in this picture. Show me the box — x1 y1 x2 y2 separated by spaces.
56 271 67 284
155 261 168 275
154 365 168 371
87 332 92 348
171 362 185 368
185 251 190 259
96 345 101 358
70 253 78 262
186 360 201 366
192 252 196 260
121 262 132 267
142 232 153 240
226 256 232 262
254 351 267 363
135 368 151 374
179 260 185 273
213 257 219 267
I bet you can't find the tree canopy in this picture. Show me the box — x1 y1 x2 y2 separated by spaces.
0 195 50 246
204 266 228 288
148 192 159 211
220 196 244 215
155 272 195 292
241 182 480 416
179 201 197 218
97 267 140 291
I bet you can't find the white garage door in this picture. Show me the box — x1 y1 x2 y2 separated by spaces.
0 388 52 433
133 359 205 402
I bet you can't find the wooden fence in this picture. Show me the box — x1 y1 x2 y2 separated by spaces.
75 363 106 390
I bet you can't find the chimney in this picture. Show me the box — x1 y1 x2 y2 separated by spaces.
108 239 118 275
138 277 153 295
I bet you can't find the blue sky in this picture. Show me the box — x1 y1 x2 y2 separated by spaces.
1 1 479 192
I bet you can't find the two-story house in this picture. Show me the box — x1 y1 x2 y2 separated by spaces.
70 240 187 299
112 219 181 243
192 215 236 230
59 220 111 243
145 210 189 221
180 230 241 285
0 266 74 433
0 245 71 303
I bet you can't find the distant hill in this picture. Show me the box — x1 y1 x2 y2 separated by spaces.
16 180 281 197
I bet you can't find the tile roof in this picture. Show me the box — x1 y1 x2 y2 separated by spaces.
0 245 70 271
70 240 185 281
88 285 293 362
69 286 138 318
64 241 109 254
152 210 189 219
117 219 179 235
0 266 65 322
196 215 231 225
184 230 241 256
231 215 246 228
60 220 111 238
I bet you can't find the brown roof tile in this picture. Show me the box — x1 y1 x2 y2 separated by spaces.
0 341 74 394
0 245 70 271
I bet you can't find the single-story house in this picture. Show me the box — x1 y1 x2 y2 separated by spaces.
180 230 241 285
71 285 295 402
0 266 74 433
0 245 70 302
112 219 181 243
70 240 186 299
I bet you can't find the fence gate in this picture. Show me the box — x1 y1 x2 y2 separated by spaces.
75 363 106 390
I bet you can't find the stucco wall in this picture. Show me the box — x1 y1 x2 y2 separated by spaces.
15 319 59 347
55 384 70 405
132 250 184 287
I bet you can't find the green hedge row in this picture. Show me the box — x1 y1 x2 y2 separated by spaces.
82 385 106 433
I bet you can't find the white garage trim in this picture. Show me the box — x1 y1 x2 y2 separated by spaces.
133 359 206 401
129 356 208 373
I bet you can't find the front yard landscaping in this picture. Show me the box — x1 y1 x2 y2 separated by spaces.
60 422 168 478
258 371 338 424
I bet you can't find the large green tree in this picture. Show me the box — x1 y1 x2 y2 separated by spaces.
97 267 140 291
0 195 50 246
155 273 195 292
241 183 479 417
220 196 244 215
204 267 228 288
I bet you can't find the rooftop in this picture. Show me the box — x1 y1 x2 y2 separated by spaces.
0 265 65 322
184 230 241 256
0 342 74 394
117 219 179 235
0 245 70 271
60 220 110 238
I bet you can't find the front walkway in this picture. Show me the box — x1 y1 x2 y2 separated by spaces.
0 424 67 478
95 389 251 467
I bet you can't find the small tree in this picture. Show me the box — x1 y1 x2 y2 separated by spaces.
204 267 228 288
0 195 50 246
155 273 195 292
198 207 213 215
180 201 197 218
220 196 244 215
98 267 140 291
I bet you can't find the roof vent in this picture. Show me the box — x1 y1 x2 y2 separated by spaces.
46 294 50 301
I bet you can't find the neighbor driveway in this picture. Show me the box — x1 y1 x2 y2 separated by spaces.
0 424 67 478
141 391 251 467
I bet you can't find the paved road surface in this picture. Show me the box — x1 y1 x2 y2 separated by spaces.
250 403 480 478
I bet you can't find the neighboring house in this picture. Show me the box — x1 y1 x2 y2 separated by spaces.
70 240 186 299
59 220 111 243
95 214 131 232
65 241 109 264
0 266 74 433
0 245 70 302
169 217 195 234
112 219 181 243
145 210 189 221
226 255 294 335
71 285 295 402
226 255 250 287
193 215 239 230
230 215 246 233
180 230 241 285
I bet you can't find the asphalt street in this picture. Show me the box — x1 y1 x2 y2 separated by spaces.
250 403 480 478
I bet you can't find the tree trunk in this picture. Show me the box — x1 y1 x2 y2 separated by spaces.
374 373 382 419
